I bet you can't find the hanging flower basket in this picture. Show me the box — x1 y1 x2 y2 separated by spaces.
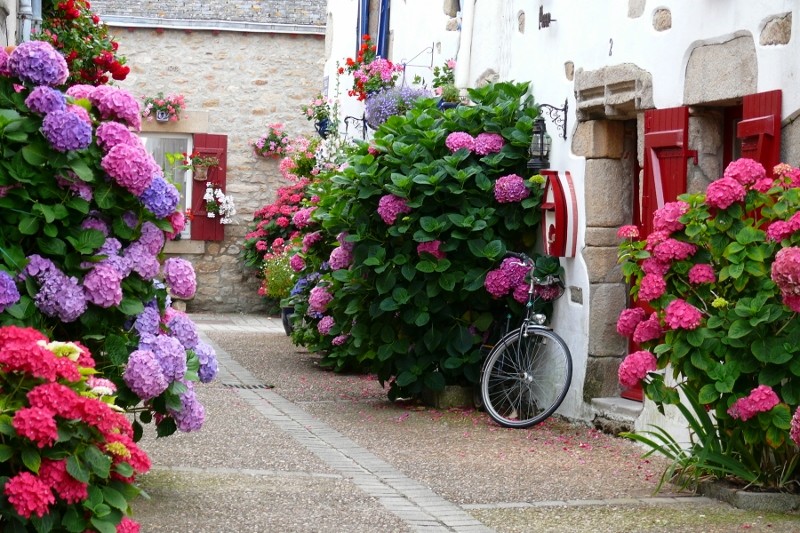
192 165 209 181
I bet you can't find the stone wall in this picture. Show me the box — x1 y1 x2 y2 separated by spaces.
91 0 327 26
106 27 325 313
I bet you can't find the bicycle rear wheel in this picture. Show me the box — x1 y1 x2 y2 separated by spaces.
480 326 572 428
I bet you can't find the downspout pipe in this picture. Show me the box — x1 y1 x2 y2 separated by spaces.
455 0 475 93
17 0 41 43
376 0 390 58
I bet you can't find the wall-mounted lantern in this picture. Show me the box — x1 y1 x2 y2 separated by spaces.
527 116 552 174
538 5 556 29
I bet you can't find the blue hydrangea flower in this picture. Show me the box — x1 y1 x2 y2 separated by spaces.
0 271 21 312
168 313 199 350
168 382 206 432
25 86 66 114
134 305 161 337
42 109 93 152
365 86 431 129
145 334 187 382
194 341 219 383
139 175 180 219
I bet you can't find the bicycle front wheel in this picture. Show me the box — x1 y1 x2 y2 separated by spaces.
480 326 572 428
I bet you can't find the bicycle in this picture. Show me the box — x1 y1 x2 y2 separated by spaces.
479 252 573 428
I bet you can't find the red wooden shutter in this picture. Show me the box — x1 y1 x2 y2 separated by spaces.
737 90 781 173
190 134 227 242
639 106 696 234
625 107 696 402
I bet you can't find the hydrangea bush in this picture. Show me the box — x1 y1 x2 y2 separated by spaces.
617 158 800 489
0 326 149 531
0 41 217 440
292 82 545 398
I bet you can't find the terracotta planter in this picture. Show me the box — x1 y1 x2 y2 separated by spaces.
192 165 209 181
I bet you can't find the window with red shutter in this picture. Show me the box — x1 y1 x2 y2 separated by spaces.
190 134 228 242
737 90 782 173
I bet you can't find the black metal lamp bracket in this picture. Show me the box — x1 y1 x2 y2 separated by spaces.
538 99 568 140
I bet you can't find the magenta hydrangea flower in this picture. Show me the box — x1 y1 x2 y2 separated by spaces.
616 225 640 239
163 258 197 299
616 307 646 337
95 121 141 151
727 385 780 421
705 177 746 210
474 132 505 156
766 220 793 243
139 176 180 218
512 283 529 303
633 313 663 344
24 86 66 114
445 131 475 152
317 315 335 335
484 269 512 298
652 238 697 262
101 143 157 196
0 271 21 313
664 298 703 330
377 194 413 225
329 246 353 270
645 230 671 251
417 240 446 260
3 471 55 519
302 231 323 252
292 207 315 228
8 40 68 86
618 350 657 388
83 263 123 308
41 109 93 152
791 408 800 447
494 174 530 203
688 264 715 284
123 350 169 400
771 247 800 303
308 285 333 315
0 47 10 76
290 254 306 272
89 85 142 130
166 210 186 240
723 158 765 187
652 201 689 233
332 334 349 346
641 258 671 276
638 273 666 302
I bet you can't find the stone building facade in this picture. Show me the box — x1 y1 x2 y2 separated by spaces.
91 0 327 313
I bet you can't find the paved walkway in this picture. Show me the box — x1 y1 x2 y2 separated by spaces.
131 314 800 532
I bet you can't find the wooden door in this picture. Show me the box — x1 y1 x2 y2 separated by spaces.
190 134 227 242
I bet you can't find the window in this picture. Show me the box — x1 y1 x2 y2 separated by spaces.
139 133 193 238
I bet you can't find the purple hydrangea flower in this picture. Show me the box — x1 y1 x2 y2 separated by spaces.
124 242 160 280
168 382 205 432
0 271 21 312
195 341 219 383
122 211 139 228
138 221 165 255
123 350 169 400
83 263 123 308
23 254 56 279
317 315 335 335
8 41 68 86
328 247 353 270
81 216 109 236
33 269 87 322
98 237 122 256
88 85 142 130
42 109 93 152
96 121 141 151
167 312 199 349
139 175 180 218
134 305 161 337
25 86 66 114
145 334 187 382
101 143 158 196
55 172 93 201
0 48 10 76
163 258 197 299
365 86 431 129
494 174 530 203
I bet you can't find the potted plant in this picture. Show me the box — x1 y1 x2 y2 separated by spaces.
438 84 461 110
431 59 459 110
302 94 333 139
339 34 403 101
258 252 297 334
251 123 291 159
141 92 185 122
182 151 220 181
203 181 237 224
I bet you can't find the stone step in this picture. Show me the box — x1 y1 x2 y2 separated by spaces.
590 396 644 436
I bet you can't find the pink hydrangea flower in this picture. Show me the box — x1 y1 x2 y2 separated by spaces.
771 247 800 297
638 273 666 302
664 298 703 330
292 207 315 228
100 143 157 196
13 407 58 448
39 458 88 504
616 307 646 337
688 264 715 284
332 334 349 346
163 258 197 299
473 133 505 156
705 177 746 210
417 240 446 260
302 231 323 252
317 315 335 335
445 131 475 153
329 246 353 270
727 385 780 421
652 238 697 262
494 174 530 203
644 230 671 251
791 408 800 447
89 85 142 131
616 225 639 239
289 254 305 272
633 313 663 344
484 269 512 298
618 350 657 388
723 158 765 187
3 472 55 519
641 258 671 276
766 220 793 242
308 285 333 314
652 201 689 233
377 194 413 225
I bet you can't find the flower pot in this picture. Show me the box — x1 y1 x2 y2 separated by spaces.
155 109 170 123
437 99 459 110
192 165 209 181
315 118 330 139
281 307 295 336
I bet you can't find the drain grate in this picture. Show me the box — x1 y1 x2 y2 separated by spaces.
223 383 275 390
